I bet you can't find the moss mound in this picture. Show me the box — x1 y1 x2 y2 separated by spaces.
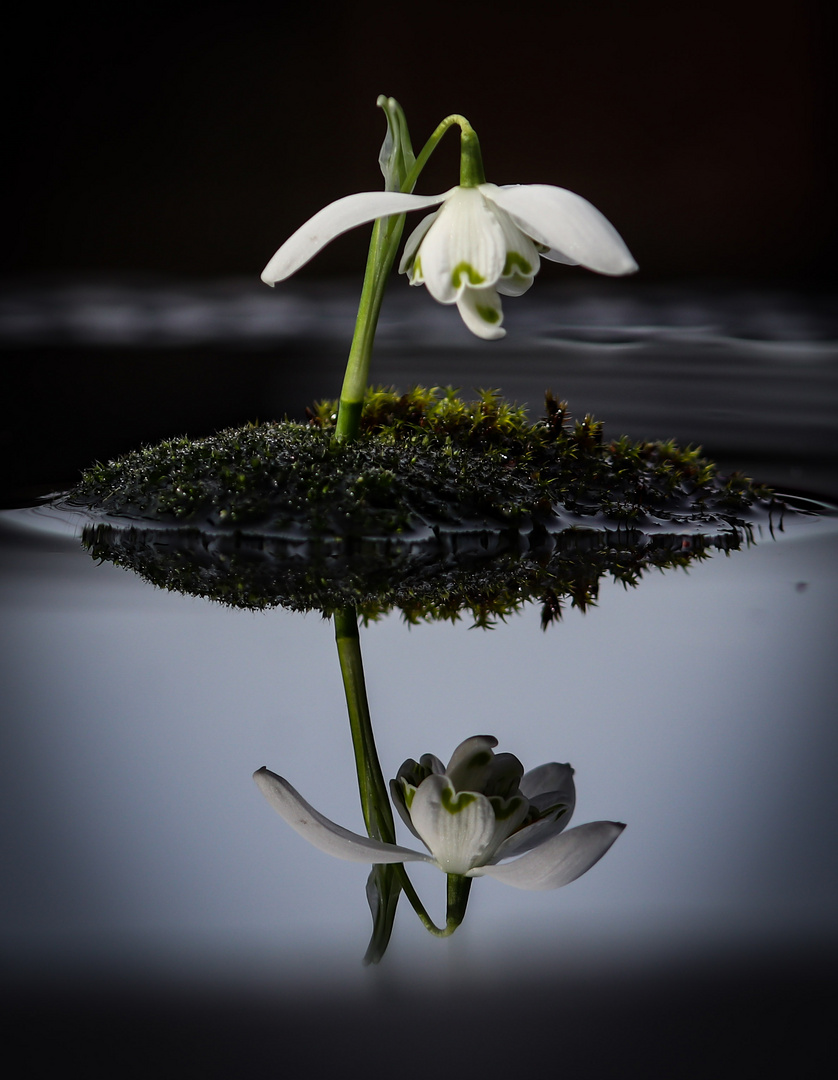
66 387 784 621
69 387 775 538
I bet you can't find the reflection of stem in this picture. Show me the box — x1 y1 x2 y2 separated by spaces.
334 607 472 954
335 606 401 963
334 608 396 844
397 869 472 938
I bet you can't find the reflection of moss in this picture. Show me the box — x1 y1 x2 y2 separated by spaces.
80 520 743 626
70 387 782 622
71 387 774 537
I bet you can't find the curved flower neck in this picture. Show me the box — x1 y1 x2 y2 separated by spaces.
458 125 486 188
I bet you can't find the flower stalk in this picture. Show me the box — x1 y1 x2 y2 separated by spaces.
334 104 481 443
263 96 637 411
334 212 404 443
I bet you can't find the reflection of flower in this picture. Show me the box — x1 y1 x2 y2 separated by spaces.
254 736 624 889
261 183 637 340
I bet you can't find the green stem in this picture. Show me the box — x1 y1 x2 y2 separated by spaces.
333 113 481 444
334 211 406 444
404 114 482 192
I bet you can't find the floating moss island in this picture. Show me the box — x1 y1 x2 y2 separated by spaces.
72 387 774 535
69 387 784 619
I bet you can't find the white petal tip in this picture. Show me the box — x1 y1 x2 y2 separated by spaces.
456 288 506 340
609 256 639 277
261 253 289 284
488 184 638 279
471 324 506 341
253 766 432 866
259 190 449 286
477 819 626 890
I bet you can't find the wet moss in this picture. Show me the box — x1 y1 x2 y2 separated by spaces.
69 387 784 621
70 386 774 537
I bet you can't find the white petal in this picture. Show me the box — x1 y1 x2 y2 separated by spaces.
491 200 541 295
419 753 446 775
418 188 507 304
520 762 576 811
409 774 498 875
486 794 531 850
388 777 424 841
496 273 535 297
261 191 448 284
484 184 638 277
474 821 625 890
456 286 506 340
540 249 580 266
483 752 526 798
398 209 440 281
253 767 431 865
491 764 576 861
445 735 498 791
490 806 571 861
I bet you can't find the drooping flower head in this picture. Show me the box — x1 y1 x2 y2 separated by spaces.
261 101 637 341
396 183 637 339
262 182 636 341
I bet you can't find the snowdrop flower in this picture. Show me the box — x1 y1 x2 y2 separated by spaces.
398 183 637 339
261 181 637 341
254 735 624 889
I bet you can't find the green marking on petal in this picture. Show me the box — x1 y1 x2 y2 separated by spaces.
503 252 533 276
451 262 485 287
476 305 500 324
441 787 477 814
489 795 527 821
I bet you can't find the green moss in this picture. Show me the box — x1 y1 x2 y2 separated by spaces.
70 386 774 536
67 387 783 622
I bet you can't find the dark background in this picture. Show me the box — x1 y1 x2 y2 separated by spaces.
3 0 836 502
6 0 836 283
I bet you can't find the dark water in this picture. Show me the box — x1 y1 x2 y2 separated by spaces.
2 279 837 1075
